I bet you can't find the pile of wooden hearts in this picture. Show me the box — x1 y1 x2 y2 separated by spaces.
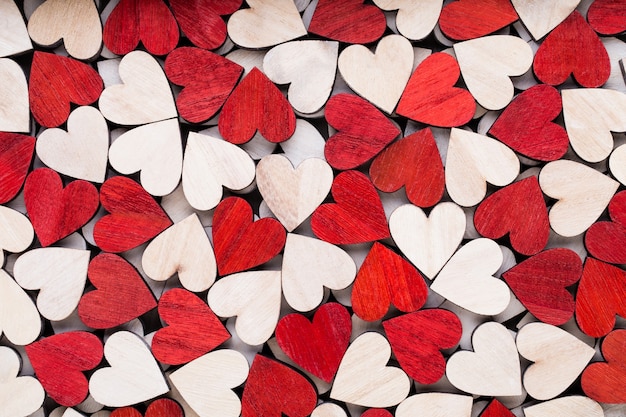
1 0 626 416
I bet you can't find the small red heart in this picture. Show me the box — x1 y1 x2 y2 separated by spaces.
324 94 400 170
587 191 626 263
474 176 549 255
489 84 569 161
242 355 317 417
93 176 172 253
396 53 476 127
212 196 286 276
533 11 610 87
576 257 626 337
25 331 103 407
29 52 103 128
581 329 626 403
439 0 518 40
110 399 184 417
383 309 462 385
0 133 35 204
78 253 157 329
587 0 626 35
311 170 390 245
502 248 582 325
218 67 296 144
170 0 242 50
308 0 386 44
24 168 99 247
362 410 393 417
152 288 230 365
275 302 351 383
609 191 626 227
352 242 428 321
165 47 243 124
480 399 515 417
103 0 179 56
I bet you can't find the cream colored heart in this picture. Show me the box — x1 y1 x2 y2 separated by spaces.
0 346 44 417
311 403 348 417
373 0 443 40
281 119 326 167
511 0 580 40
396 393 472 417
331 332 410 408
0 205 34 265
0 0 32 57
0 58 29 132
389 202 465 279
446 128 520 207
610 143 626 186
525 396 603 417
454 35 533 110
539 160 618 237
338 35 413 114
447 322 521 396
36 106 108 183
0 269 41 346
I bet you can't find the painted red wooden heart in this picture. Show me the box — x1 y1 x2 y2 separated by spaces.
362 410 393 417
29 52 103 127
480 399 515 417
170 0 242 50
110 399 184 417
502 248 582 325
308 0 386 44
439 0 519 40
0 133 35 204
581 329 626 403
587 0 626 35
275 302 351 383
609 191 626 226
352 242 428 321
25 331 103 407
24 167 99 247
311 170 390 245
396 53 475 127
587 191 626 263
93 176 172 253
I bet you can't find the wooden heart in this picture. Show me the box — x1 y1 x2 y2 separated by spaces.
0 58 29 132
308 0 386 44
0 346 44 417
0 269 41 345
372 0 443 40
511 0 579 40
480 400 515 417
0 0 32 57
110 399 184 417
0 133 35 204
587 0 626 35
396 393 472 417
586 191 626 263
610 144 626 186
524 396 603 417
0 205 34 265
439 0 518 40
581 329 626 403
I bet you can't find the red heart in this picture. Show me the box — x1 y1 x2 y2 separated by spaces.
308 0 386 44
576 257 626 337
311 170 390 245
481 399 515 417
29 52 103 127
533 11 610 87
396 53 476 127
93 176 172 253
24 168 99 247
0 133 35 204
324 94 400 170
218 67 296 144
362 410 393 417
383 309 462 384
275 302 351 383
212 196 286 276
439 0 519 40
370 128 444 208
170 0 242 50
502 248 582 325
103 0 179 56
587 191 626 263
587 0 626 35
110 399 184 417
151 288 230 365
488 84 569 161
609 190 626 227
474 176 549 255
25 331 103 407
78 253 157 329
165 47 243 123
242 355 317 417
352 242 428 321
581 329 626 403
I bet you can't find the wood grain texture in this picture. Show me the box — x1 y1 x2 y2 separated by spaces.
581 329 626 403
439 0 518 40
309 0 386 44
0 0 32 57
0 205 33 266
0 269 41 346
396 393 472 417
511 0 579 40
110 399 184 417
170 0 242 50
480 399 515 417
586 191 626 263
0 346 45 417
0 58 29 132
524 396 603 417
587 0 626 35
372 0 442 40
361 409 393 417
0 133 35 204
610 144 626 186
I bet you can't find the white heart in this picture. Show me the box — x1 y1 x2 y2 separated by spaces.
0 0 32 57
61 408 85 417
0 205 33 265
36 106 109 183
396 393 472 417
390 202 465 279
373 0 443 40
0 269 41 346
170 350 249 417
89 331 169 407
447 322 521 396
610 143 626 186
311 403 348 417
511 0 580 40
524 396 603 417
0 346 44 417
331 332 410 408
280 119 326 167
0 58 29 132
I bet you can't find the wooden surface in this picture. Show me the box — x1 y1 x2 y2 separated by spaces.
0 269 41 346
0 0 32 57
395 393 472 417
439 0 518 40
308 0 386 44
373 0 442 40
0 346 45 417
0 58 29 132
511 0 579 40
0 132 34 203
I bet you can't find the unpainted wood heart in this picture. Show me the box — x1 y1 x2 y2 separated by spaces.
511 0 580 40
0 0 32 57
396 393 472 417
0 58 29 132
372 0 443 40
523 396 603 417
610 143 626 186
0 346 45 417
0 269 41 346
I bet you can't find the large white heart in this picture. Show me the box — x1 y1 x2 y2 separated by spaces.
373 0 443 40
396 393 472 417
524 396 603 417
511 0 580 40
0 346 45 417
0 0 32 57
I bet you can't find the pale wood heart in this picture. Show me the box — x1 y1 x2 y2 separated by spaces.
389 202 465 279
0 269 41 346
142 214 216 293
524 396 603 417
280 119 326 167
447 322 521 396
0 346 45 417
517 322 595 400
311 403 347 417
0 58 29 132
89 331 169 407
170 350 249 417
511 0 580 40
539 160 619 237
98 50 177 125
207 270 282 346
373 0 443 40
27 0 101 60
182 131 255 211
396 393 472 417
61 408 85 417
257 154 333 232
0 0 32 57
108 119 182 197
331 332 410 408
282 233 356 312
446 128 520 207
338 34 414 113
431 238 510 315
610 144 626 186
454 35 533 110
0 205 34 265
36 106 109 183
228 0 307 49
263 40 338 114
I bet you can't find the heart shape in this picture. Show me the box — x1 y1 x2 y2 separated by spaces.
0 269 41 345
524 396 604 417
396 393 472 417
511 0 579 40
588 0 626 35
372 0 443 40
110 399 184 417
0 0 32 57
362 409 393 417
0 133 35 204
439 0 518 40
0 346 44 417
586 190 626 263
581 329 626 403
611 144 626 187
0 58 29 132
480 399 515 417
309 0 386 44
